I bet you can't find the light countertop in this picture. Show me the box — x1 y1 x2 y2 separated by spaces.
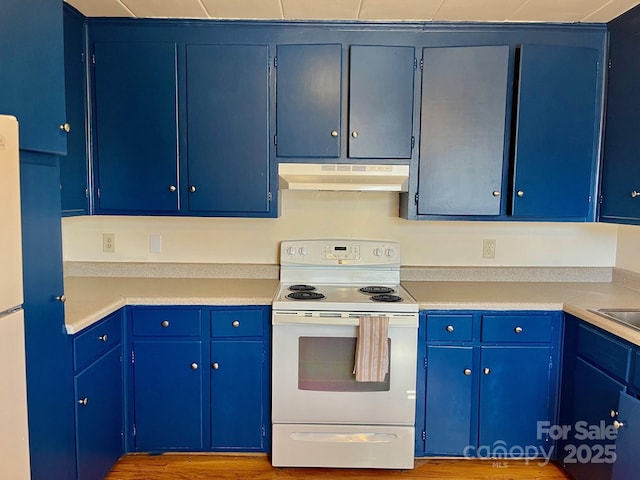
63 276 278 334
64 275 640 345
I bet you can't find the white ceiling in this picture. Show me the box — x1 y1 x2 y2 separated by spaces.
64 0 640 23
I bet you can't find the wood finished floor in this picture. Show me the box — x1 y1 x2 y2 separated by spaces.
105 454 571 480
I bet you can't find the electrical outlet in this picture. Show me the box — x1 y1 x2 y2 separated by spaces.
103 233 115 253
482 239 496 259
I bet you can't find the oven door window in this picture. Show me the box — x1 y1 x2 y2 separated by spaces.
298 337 390 392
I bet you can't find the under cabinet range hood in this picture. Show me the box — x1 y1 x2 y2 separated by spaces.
278 163 410 192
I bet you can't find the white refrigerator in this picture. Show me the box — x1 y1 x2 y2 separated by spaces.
0 115 31 478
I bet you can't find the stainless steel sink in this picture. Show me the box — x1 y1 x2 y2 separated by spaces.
591 309 640 331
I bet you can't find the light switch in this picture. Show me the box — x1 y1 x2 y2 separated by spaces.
150 234 162 253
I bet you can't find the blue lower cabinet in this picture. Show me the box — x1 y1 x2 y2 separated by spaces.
132 340 204 451
561 358 624 480
210 340 265 450
418 311 560 459
75 347 123 480
127 305 270 453
612 392 640 480
424 346 473 455
478 346 553 453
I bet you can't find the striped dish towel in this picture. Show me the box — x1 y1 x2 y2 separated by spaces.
353 316 389 382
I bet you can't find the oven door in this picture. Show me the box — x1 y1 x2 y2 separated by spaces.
272 311 418 426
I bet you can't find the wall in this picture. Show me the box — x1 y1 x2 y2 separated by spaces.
61 191 618 267
615 225 640 272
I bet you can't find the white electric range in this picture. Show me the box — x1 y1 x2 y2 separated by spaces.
271 239 418 469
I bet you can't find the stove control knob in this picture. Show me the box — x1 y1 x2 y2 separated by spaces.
385 248 395 257
286 246 297 256
299 247 308 256
373 248 384 257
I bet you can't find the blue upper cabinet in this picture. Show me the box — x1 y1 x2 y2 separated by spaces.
0 0 67 154
347 45 415 159
185 44 272 216
61 5 89 216
511 45 600 219
93 41 180 214
275 44 342 159
275 43 415 162
600 7 640 224
417 45 510 216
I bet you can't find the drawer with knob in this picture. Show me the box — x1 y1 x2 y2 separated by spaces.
481 315 552 343
425 314 473 342
576 323 632 382
132 308 202 337
73 312 122 371
211 309 264 338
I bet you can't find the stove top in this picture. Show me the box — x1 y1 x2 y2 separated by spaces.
273 283 418 313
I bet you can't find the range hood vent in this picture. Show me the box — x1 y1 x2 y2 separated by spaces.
278 163 409 192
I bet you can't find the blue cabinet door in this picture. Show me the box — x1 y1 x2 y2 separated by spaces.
20 153 76 480
75 347 123 480
210 340 264 450
600 34 640 222
512 45 600 218
612 392 640 480
348 45 415 159
479 346 552 453
133 340 203 450
93 42 179 213
562 358 625 480
276 44 342 158
61 5 88 216
0 0 67 154
417 46 510 216
185 44 271 215
424 345 474 455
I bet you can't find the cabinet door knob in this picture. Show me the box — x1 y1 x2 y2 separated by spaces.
56 294 66 303
463 368 472 376
492 191 500 197
161 320 170 328
613 420 625 429
60 123 71 133
351 131 358 138
232 320 240 328
330 130 338 137
632 191 640 198
212 362 219 370
514 326 523 334
98 334 108 342
190 363 199 370
483 367 491 375
78 397 88 406
168 185 177 192
516 190 524 197
189 186 196 193
446 325 454 332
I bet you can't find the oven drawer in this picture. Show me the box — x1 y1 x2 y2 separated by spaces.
211 309 263 338
426 314 473 342
481 315 552 343
131 308 202 337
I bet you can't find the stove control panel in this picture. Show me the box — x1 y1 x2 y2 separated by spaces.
280 240 401 266
322 245 360 260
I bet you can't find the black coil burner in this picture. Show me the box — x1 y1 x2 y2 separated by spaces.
287 291 326 300
370 294 403 303
359 286 395 295
288 284 317 291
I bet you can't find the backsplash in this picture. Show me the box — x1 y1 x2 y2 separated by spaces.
62 191 618 267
